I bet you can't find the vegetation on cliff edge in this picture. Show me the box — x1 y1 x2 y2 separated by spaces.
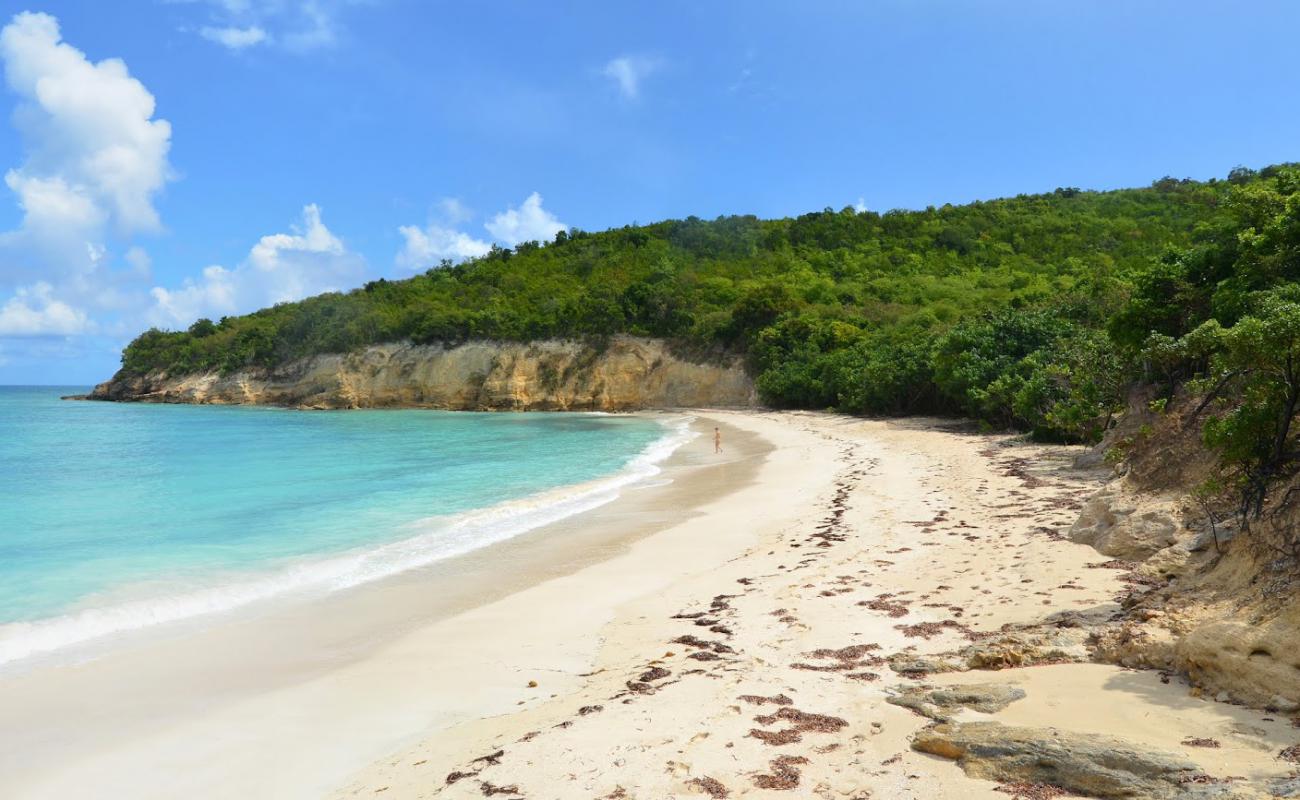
119 166 1296 449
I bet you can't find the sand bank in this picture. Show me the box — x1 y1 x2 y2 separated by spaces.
4 411 1294 799
336 413 1298 800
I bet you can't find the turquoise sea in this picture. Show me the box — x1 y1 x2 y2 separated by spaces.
0 386 688 667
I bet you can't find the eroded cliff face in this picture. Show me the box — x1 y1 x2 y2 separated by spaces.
1075 392 1300 712
88 337 757 411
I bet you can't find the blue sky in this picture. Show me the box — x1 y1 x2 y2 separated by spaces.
0 0 1297 384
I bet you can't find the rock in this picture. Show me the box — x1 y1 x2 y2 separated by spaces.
959 629 1090 671
87 336 757 411
1089 622 1177 671
1071 485 1182 561
886 683 1025 722
1268 776 1300 797
1173 611 1300 712
912 721 1199 798
888 654 964 677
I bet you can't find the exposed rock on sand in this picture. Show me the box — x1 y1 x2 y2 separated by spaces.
912 722 1200 798
887 683 1025 721
1070 485 1181 560
887 627 1091 677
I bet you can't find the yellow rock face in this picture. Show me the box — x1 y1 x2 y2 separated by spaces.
91 337 758 411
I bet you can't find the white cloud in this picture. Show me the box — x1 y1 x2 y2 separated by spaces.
0 11 171 359
602 55 661 100
148 204 366 328
854 197 868 213
395 192 567 271
199 25 269 49
485 192 566 246
0 11 173 235
0 282 91 336
185 0 347 53
396 224 490 270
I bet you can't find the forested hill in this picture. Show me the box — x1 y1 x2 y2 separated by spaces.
117 165 1295 442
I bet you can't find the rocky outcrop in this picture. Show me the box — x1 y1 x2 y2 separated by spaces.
887 683 1025 722
1174 609 1300 712
86 337 757 411
888 627 1092 678
913 722 1201 798
1070 484 1182 560
1070 450 1300 713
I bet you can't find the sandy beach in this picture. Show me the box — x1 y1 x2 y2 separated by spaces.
3 411 1295 799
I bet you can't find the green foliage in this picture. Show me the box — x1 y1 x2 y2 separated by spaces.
1121 166 1300 519
117 166 1289 443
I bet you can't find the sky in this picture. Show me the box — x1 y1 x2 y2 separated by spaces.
0 1 1297 384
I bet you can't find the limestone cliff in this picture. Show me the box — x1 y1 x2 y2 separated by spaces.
1076 391 1300 712
86 337 757 411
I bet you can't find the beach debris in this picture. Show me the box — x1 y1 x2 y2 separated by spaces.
994 783 1069 799
738 693 793 706
638 666 671 682
747 706 848 746
792 643 884 674
895 619 976 640
1180 737 1220 748
752 755 809 790
686 775 730 798
526 680 537 688
859 594 910 618
471 750 504 767
670 635 734 654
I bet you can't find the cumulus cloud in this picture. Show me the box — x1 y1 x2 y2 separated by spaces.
602 55 661 100
148 204 366 328
396 224 490 269
0 11 172 234
0 11 173 353
395 192 566 271
199 25 269 49
0 282 92 336
485 192 566 246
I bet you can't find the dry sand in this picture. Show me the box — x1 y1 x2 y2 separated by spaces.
2 411 1295 799
333 412 1299 800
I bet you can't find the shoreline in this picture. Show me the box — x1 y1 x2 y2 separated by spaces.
339 413 1300 799
0 410 696 671
5 410 1296 799
0 410 789 799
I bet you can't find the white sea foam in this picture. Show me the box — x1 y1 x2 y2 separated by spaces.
0 415 697 668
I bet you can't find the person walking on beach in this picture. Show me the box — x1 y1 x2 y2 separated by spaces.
714 426 722 454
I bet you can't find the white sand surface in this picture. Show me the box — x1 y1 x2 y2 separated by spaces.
3 411 1292 800
336 413 1296 799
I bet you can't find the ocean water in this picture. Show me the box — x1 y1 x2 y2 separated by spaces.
0 386 690 667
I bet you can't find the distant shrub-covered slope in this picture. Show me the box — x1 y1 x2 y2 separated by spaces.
118 165 1295 442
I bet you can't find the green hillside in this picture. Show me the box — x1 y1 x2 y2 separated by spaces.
118 165 1295 443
